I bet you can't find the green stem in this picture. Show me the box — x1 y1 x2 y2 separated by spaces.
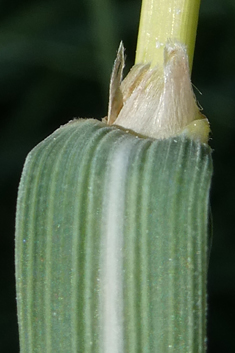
135 0 201 70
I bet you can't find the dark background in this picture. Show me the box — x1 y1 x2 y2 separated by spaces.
1 0 235 351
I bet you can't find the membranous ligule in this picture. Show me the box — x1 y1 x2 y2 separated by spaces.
106 41 210 144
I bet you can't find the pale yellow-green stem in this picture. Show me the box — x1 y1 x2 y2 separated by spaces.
135 0 201 71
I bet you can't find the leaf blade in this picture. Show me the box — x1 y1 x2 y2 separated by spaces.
16 119 212 352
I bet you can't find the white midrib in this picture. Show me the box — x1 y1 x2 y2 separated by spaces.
100 138 134 353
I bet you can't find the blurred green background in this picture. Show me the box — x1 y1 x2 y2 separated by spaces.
1 0 234 351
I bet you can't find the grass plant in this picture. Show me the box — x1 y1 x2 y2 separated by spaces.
15 0 212 352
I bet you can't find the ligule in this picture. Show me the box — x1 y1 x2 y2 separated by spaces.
16 119 212 352
107 41 210 143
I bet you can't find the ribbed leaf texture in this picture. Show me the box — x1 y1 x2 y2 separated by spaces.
15 118 212 353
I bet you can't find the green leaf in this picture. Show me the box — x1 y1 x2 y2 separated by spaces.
15 118 212 352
